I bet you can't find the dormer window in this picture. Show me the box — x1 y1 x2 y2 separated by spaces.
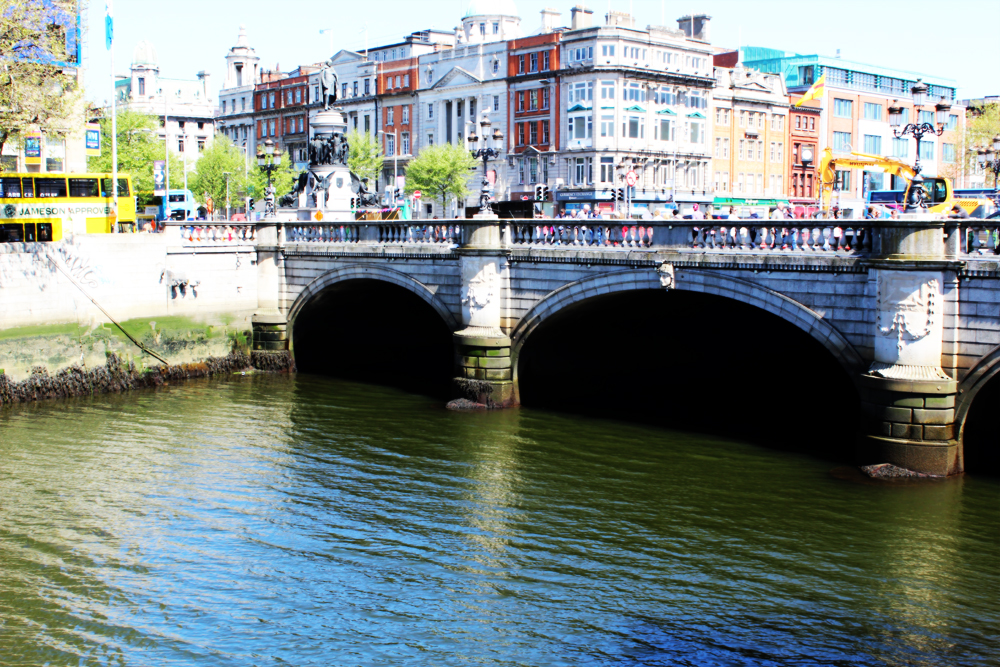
493 22 499 34
138 77 145 96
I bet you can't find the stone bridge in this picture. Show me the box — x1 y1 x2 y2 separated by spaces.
218 215 1000 477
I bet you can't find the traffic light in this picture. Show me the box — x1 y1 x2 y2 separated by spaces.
535 184 549 201
248 197 255 211
612 187 622 202
350 196 357 210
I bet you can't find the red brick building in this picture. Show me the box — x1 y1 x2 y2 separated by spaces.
379 57 420 193
255 67 316 169
789 94 821 213
507 32 561 199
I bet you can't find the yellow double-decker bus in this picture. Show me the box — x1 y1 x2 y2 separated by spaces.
0 173 137 242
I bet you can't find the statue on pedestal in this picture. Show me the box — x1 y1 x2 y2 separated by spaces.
318 60 339 111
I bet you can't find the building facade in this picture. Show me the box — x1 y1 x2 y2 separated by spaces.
115 40 217 170
741 47 965 212
554 10 716 215
710 64 790 214
788 94 822 212
216 26 261 171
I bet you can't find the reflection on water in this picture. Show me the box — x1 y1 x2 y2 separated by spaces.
1 374 998 666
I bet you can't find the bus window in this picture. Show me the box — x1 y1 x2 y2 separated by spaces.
1 177 21 198
1 224 23 242
69 178 99 198
100 178 130 197
35 177 67 198
168 193 187 203
21 178 33 198
23 224 36 242
37 223 53 242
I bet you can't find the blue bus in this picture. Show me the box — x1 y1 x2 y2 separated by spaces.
161 189 199 220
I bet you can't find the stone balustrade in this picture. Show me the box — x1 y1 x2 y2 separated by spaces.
164 222 256 244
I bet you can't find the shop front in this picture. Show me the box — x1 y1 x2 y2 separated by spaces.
713 196 791 219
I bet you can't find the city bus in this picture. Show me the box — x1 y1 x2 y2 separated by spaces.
0 173 137 242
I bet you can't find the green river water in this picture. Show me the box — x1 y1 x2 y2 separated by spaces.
1 374 998 666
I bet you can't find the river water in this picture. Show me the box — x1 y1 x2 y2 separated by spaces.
1 374 998 667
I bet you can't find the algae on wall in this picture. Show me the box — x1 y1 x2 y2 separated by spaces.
0 315 253 381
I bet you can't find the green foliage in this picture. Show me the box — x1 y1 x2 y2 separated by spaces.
87 108 183 205
190 135 249 208
0 0 83 166
346 129 383 186
403 142 478 211
960 104 1000 185
247 149 298 201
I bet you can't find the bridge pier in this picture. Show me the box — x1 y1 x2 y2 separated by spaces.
856 222 962 476
253 218 290 355
453 217 516 408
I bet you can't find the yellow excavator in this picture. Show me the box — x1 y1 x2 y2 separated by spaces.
818 147 990 215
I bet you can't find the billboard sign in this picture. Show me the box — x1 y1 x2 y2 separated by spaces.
153 160 166 196
85 124 101 156
24 134 42 165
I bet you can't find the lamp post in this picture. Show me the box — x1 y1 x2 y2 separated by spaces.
466 113 504 216
888 79 951 213
223 171 232 221
976 134 1000 204
256 138 281 218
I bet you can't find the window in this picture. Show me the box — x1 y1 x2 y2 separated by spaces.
736 173 744 194
364 79 370 95
715 137 722 158
342 83 348 98
602 44 615 56
403 74 410 87
808 117 815 130
770 141 776 161
457 100 462 117
919 110 934 125
178 139 185 152
35 177 67 198
624 82 645 102
427 133 434 146
756 173 763 194
517 123 525 146
601 114 614 137
600 156 614 182
542 51 550 71
625 115 644 139
529 122 538 145
776 142 782 162
222 101 227 114
364 115 370 133
863 134 882 155
138 77 145 96
402 105 409 124
757 113 764 129
198 139 205 152
739 110 747 128
723 138 730 158
353 81 358 96
795 115 801 129
942 143 956 163
387 107 394 125
386 134 395 156
575 158 585 185
571 82 593 103
395 75 401 88
480 22 486 36
739 139 745 160
756 140 762 160
401 132 410 155
863 102 882 121
689 121 702 144
946 114 958 131
518 55 525 74
835 170 851 191
601 81 615 100
470 100 476 119
269 92 275 108
298 117 304 133
529 53 538 72
68 178 99 197
570 115 592 139
428 103 434 119
493 22 499 34
833 98 853 118
518 157 525 184
542 88 550 109
656 118 674 141
517 92 524 112
833 131 852 152
919 140 935 160
542 120 550 143
241 97 246 111
287 90 292 104
493 95 500 112
529 89 538 110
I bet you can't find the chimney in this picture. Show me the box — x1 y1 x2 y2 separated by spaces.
570 5 593 30
197 70 211 102
540 7 561 34
677 14 712 42
605 11 635 28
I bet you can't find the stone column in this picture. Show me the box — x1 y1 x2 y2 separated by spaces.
453 217 515 408
858 219 962 476
251 219 288 353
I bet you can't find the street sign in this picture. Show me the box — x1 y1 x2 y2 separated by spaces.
413 190 422 200
625 170 638 187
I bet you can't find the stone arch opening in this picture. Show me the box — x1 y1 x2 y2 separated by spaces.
516 288 862 462
292 278 455 398
959 371 1000 477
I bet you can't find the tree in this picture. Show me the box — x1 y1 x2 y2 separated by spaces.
247 148 298 203
190 135 248 210
0 0 83 165
961 103 1000 188
346 129 383 187
86 108 183 205
404 142 478 213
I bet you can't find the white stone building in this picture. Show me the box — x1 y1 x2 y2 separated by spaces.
554 10 716 214
114 40 217 170
412 0 518 217
216 26 261 170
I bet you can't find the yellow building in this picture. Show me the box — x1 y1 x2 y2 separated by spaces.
711 65 790 214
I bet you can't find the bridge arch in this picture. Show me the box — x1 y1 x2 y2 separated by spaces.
287 264 460 332
510 268 865 374
956 346 1000 474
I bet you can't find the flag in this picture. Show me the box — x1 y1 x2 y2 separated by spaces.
795 74 825 107
105 0 114 50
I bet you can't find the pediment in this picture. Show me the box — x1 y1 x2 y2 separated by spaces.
330 49 362 65
432 67 482 89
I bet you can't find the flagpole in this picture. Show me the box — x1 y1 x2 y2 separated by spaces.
107 1 118 232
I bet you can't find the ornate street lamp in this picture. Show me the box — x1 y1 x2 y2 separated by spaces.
256 139 282 218
976 135 1000 203
888 78 951 213
467 113 504 216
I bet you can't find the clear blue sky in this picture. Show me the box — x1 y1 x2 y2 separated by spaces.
85 0 999 104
